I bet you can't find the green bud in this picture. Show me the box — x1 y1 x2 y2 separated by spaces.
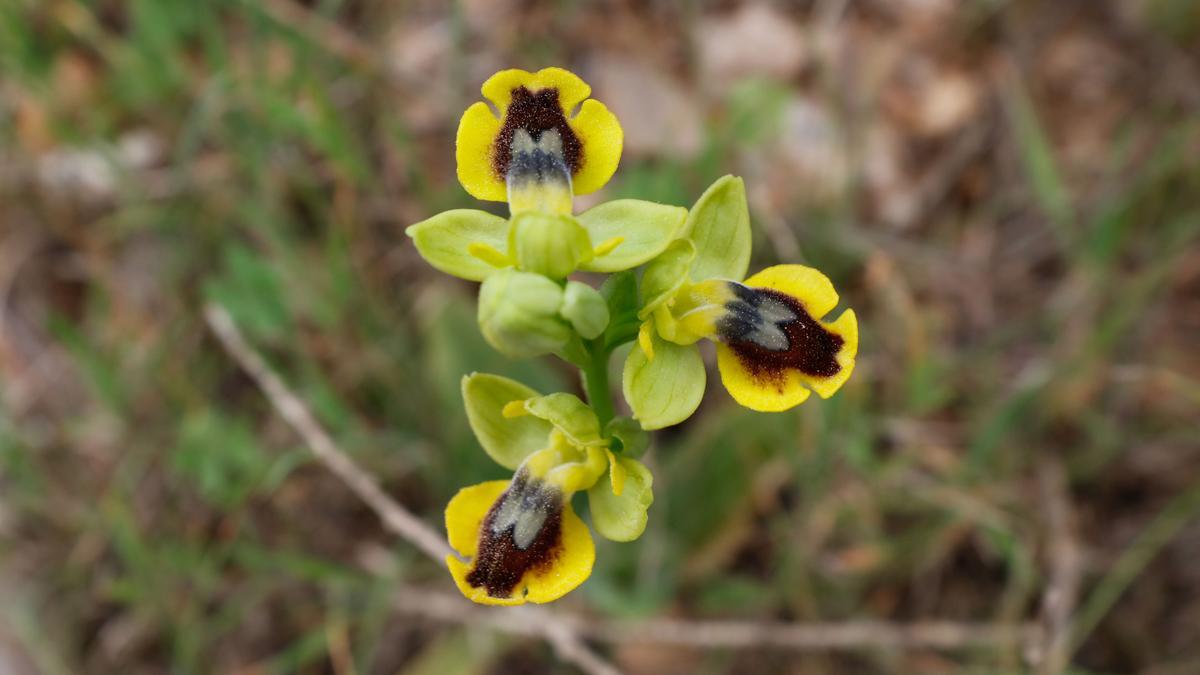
576 199 688 273
461 373 553 470
560 281 610 340
477 269 572 358
508 211 593 279
622 329 706 430
588 455 654 542
405 209 510 281
683 175 751 283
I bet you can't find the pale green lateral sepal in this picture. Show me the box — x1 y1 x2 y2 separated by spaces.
683 175 751 283
577 199 689 273
405 209 510 281
508 211 593 280
638 239 696 320
477 269 571 358
519 392 604 448
461 373 553 470
588 455 654 542
622 330 706 430
560 281 610 340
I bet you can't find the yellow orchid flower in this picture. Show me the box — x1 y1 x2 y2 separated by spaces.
456 67 623 214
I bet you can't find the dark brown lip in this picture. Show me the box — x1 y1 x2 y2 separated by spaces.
492 86 583 181
718 283 845 387
466 472 565 599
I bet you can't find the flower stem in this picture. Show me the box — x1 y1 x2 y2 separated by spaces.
581 339 615 427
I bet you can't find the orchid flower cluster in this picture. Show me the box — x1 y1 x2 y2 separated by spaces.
406 68 858 605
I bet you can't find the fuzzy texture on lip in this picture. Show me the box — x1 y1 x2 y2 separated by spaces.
492 86 582 180
445 477 595 605
718 283 845 381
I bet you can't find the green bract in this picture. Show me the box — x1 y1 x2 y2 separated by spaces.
405 209 510 281
576 199 688 272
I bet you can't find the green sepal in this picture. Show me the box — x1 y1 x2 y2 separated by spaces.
622 330 706 430
683 175 751 283
461 373 552 470
588 456 654 542
638 238 696 320
577 199 689 273
560 281 610 340
519 392 603 448
477 269 571 358
605 416 649 457
508 211 593 279
405 209 510 281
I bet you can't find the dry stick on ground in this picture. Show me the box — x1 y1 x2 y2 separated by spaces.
204 302 1041 665
1036 459 1082 675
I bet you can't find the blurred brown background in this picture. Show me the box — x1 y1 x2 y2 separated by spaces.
1 0 1199 673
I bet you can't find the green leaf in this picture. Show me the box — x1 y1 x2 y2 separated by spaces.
638 238 695 320
462 373 553 470
605 417 649 457
405 209 509 281
508 211 593 279
577 199 688 272
560 281 610 340
622 331 706 430
683 175 751 282
477 269 571 358
521 393 603 448
588 456 654 542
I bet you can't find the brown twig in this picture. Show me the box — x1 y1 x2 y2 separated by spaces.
395 585 1040 652
1035 459 1082 674
203 303 621 675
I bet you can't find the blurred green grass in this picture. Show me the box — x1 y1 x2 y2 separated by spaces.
1 1 1199 674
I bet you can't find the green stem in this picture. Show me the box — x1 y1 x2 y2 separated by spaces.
581 339 615 427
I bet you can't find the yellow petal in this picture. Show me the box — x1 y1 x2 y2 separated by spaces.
523 499 595 603
455 102 506 201
482 68 591 114
568 99 623 195
716 343 812 412
800 309 858 399
743 264 840 320
444 480 510 558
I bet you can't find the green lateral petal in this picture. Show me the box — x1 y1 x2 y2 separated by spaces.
683 175 751 282
405 209 510 281
462 373 553 470
622 331 706 430
588 456 654 542
578 199 688 273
